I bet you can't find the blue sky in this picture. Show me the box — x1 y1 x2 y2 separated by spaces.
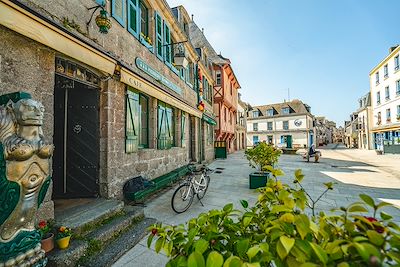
167 0 399 126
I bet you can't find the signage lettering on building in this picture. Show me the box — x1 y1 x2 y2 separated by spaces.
135 57 183 95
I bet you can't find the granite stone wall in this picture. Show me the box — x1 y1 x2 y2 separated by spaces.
0 25 55 220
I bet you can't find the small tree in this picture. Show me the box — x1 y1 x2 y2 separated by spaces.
245 142 281 172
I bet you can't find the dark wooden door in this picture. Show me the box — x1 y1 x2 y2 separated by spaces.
53 75 100 198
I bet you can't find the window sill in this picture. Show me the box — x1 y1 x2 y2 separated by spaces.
139 35 153 52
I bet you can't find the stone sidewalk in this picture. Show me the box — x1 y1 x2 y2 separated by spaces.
112 148 400 267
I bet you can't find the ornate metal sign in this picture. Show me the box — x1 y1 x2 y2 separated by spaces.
0 93 53 267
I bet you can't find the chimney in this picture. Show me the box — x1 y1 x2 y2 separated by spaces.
389 45 399 54
202 28 204 34
191 14 194 21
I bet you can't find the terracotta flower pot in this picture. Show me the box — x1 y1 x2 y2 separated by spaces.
41 233 54 253
56 236 71 250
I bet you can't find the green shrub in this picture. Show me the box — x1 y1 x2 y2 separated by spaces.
245 142 281 172
147 168 400 267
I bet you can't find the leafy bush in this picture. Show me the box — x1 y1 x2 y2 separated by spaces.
147 168 400 267
245 142 281 172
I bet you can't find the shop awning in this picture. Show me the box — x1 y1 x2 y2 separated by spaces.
121 68 202 118
202 114 217 125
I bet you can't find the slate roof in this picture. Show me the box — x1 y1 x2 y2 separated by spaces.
251 99 312 117
188 21 228 65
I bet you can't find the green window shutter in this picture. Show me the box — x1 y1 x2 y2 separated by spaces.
155 12 163 60
126 90 139 153
139 94 149 148
181 112 186 147
166 106 174 148
163 22 172 65
111 0 126 27
157 102 174 149
128 0 139 37
157 104 166 149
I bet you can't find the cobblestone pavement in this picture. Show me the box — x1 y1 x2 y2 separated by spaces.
113 146 400 267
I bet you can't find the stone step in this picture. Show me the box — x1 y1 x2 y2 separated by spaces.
48 205 148 267
55 199 124 236
84 217 157 267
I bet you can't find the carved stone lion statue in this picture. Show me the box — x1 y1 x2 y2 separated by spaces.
0 96 53 267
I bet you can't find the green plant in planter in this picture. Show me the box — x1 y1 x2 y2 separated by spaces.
245 142 282 189
147 168 400 267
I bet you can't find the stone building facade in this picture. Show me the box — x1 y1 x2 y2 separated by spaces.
235 96 247 150
0 0 217 218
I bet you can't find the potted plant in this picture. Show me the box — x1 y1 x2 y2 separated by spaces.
55 226 72 250
38 220 54 253
245 142 281 189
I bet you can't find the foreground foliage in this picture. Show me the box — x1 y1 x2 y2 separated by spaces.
147 168 400 267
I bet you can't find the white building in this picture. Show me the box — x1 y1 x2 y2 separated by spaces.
370 45 400 153
247 99 316 148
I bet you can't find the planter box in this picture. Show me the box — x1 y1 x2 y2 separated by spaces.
249 172 270 189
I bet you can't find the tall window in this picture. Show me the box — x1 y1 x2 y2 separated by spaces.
140 1 148 37
127 0 139 37
155 12 163 59
377 112 381 125
377 91 381 105
267 109 274 116
395 55 399 70
384 64 389 78
253 110 259 118
253 123 258 131
397 105 400 120
157 101 174 149
267 122 273 130
164 23 172 65
125 88 148 153
207 124 213 145
375 72 379 84
282 107 290 115
397 80 400 95
385 86 390 100
216 71 221 85
386 108 391 122
283 121 289 130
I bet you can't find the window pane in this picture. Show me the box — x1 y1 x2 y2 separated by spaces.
126 90 139 153
140 2 148 36
139 94 148 148
129 3 137 32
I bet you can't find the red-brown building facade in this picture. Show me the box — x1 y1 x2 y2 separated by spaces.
213 56 241 153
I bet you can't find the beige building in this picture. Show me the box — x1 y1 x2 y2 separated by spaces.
235 95 248 150
356 92 374 149
247 100 316 148
370 45 400 153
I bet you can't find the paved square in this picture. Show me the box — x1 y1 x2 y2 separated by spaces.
113 146 400 267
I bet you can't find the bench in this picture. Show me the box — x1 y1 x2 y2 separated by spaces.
125 165 190 202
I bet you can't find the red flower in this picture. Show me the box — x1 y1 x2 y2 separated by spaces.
151 228 158 236
364 217 384 233
38 221 47 229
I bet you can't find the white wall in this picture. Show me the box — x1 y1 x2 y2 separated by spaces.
370 49 400 128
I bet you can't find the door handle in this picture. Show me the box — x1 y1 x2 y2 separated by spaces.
73 124 82 134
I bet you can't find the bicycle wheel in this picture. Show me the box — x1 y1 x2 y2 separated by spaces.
171 183 194 213
197 175 210 200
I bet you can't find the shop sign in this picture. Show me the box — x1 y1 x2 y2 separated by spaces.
136 57 182 95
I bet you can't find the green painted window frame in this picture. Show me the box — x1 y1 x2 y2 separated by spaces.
181 112 186 147
155 11 163 60
164 22 172 66
127 0 139 38
139 0 149 37
157 101 174 149
111 0 126 27
125 88 149 153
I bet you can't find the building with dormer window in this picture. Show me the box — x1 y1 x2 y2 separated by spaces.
247 99 316 148
370 45 400 153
